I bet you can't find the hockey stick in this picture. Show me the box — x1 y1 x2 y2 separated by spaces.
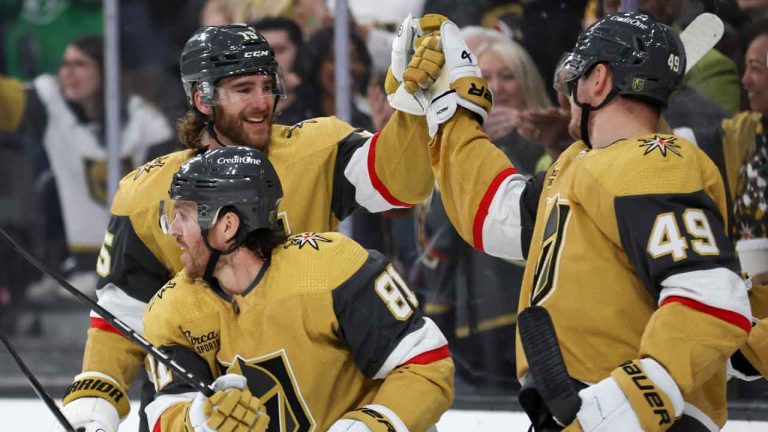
0 227 215 398
680 13 724 74
517 305 580 427
0 330 77 432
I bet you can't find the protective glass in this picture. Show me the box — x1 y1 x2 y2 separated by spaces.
160 199 225 235
553 52 588 95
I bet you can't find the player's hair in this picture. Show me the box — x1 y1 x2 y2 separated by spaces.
177 107 206 151
744 18 768 47
218 206 287 259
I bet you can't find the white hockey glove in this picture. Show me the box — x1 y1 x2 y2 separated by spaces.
419 20 493 137
187 374 269 432
53 397 119 432
54 372 129 432
564 358 683 432
385 13 447 115
328 404 409 432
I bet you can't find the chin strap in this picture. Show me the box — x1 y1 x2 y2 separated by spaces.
572 82 617 149
200 222 249 285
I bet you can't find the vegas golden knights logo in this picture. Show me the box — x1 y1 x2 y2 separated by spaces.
531 196 572 306
226 351 316 432
632 78 645 92
83 158 133 205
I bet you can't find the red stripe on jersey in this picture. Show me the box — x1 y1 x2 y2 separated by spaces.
661 296 752 334
366 132 413 208
153 420 162 432
472 168 518 251
403 345 450 366
90 317 125 337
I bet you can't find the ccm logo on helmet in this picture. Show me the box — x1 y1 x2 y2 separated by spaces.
610 15 649 30
244 50 270 58
218 156 262 165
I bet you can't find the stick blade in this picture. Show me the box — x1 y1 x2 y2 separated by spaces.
680 13 724 73
518 306 581 425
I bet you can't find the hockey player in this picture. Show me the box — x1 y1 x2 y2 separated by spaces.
411 12 751 431
58 20 446 432
143 146 453 432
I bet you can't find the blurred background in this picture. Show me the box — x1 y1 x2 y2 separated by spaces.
0 0 767 427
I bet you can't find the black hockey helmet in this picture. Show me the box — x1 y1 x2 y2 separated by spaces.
167 146 283 234
180 24 285 106
554 11 685 108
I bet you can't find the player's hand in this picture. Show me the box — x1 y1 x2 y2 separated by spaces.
385 13 447 115
54 372 129 432
53 397 119 432
187 374 269 432
564 358 683 432
328 405 407 432
421 19 493 137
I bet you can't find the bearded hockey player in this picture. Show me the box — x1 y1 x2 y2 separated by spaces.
142 146 453 432
58 20 445 432
411 12 751 431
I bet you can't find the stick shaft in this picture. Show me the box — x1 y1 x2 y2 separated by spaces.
0 228 214 397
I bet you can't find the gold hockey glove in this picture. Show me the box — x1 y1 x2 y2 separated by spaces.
187 374 269 432
421 19 493 137
386 13 448 115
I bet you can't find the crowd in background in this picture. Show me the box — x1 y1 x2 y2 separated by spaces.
0 0 767 402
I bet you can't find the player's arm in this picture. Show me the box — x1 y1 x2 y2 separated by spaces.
328 250 453 432
566 191 751 432
61 209 173 431
731 283 768 379
0 75 26 131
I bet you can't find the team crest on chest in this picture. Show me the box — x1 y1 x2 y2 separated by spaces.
285 232 332 250
638 135 681 157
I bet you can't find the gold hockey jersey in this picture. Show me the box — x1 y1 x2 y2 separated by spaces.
83 113 433 395
430 111 751 428
142 232 453 432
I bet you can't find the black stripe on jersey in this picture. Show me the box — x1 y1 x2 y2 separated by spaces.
97 215 171 303
519 171 545 260
331 129 368 220
332 249 426 378
615 191 739 300
155 344 214 396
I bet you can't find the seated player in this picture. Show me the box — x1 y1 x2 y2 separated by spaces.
143 146 454 432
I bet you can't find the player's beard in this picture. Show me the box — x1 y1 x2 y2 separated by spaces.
180 236 212 279
214 106 274 151
567 103 582 140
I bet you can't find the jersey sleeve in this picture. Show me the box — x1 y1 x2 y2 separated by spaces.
614 189 752 395
331 249 454 431
428 109 534 260
340 111 435 215
142 279 217 432
0 75 26 131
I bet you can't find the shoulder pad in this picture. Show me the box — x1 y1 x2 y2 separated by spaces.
270 232 370 295
273 116 361 144
112 150 193 215
582 134 717 196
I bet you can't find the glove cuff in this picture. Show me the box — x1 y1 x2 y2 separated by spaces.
611 358 684 431
340 404 409 432
63 372 130 419
60 397 120 432
450 77 492 123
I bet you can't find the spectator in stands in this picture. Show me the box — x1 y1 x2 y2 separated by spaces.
251 16 314 125
0 34 173 297
720 24 768 272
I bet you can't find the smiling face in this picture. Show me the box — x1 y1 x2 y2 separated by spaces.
479 49 527 110
210 74 277 150
58 44 101 104
743 34 768 117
